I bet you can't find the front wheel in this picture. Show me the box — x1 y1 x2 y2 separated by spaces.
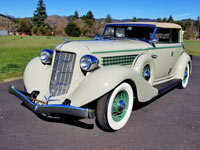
96 82 134 132
180 63 190 88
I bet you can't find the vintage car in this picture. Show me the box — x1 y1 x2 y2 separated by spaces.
9 22 192 132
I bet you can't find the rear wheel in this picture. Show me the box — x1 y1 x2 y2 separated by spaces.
96 82 134 132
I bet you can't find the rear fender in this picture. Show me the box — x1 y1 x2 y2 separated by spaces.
68 66 158 107
174 52 192 80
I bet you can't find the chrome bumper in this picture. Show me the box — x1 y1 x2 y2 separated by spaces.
8 85 95 119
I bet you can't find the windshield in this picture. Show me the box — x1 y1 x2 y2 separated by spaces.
103 26 155 41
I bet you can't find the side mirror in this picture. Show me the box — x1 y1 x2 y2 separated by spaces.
94 35 99 40
149 38 158 48
151 38 158 44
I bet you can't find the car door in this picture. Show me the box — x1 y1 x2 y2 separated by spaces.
149 44 172 80
168 29 184 75
148 28 181 81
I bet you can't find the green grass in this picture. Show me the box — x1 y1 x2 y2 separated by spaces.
184 40 200 56
0 36 91 82
0 36 199 82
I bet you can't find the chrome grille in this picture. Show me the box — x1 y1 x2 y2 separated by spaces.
50 51 76 96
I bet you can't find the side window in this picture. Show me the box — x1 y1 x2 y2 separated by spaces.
156 28 180 44
125 27 154 40
115 28 125 38
104 27 114 38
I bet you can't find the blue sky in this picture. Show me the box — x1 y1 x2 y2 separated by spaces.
0 0 199 20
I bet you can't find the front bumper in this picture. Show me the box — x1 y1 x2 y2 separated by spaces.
9 85 95 119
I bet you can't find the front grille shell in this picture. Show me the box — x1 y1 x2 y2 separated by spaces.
49 51 76 97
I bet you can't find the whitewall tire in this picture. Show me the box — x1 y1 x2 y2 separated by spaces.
96 82 134 131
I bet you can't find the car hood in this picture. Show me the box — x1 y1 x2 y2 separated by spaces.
76 40 151 54
60 40 152 54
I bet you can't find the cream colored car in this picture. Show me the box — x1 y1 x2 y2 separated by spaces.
9 22 192 131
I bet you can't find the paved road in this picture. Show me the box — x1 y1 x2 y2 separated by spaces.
0 57 200 150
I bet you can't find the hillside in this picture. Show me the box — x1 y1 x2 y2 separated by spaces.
0 14 15 30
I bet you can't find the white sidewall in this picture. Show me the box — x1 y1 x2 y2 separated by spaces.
107 83 134 130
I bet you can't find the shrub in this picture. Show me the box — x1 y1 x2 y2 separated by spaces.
65 23 81 37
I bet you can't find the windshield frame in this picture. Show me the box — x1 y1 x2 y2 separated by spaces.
101 24 157 42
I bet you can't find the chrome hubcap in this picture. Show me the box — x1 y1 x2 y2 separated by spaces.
142 65 151 81
117 100 125 112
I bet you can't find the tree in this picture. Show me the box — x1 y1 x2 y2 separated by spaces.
168 15 174 23
17 19 32 34
132 17 137 22
81 11 95 27
156 18 162 22
32 25 38 34
197 16 200 35
175 21 185 30
185 18 192 28
32 0 47 27
184 18 198 39
38 24 47 35
162 17 167 22
104 14 112 23
72 11 79 21
65 23 81 37
86 10 95 20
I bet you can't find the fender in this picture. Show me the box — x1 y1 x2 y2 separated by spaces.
174 52 192 80
23 57 52 97
68 66 158 107
132 53 155 85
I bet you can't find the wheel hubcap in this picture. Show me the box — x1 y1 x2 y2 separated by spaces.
142 65 151 81
183 66 188 83
111 90 129 122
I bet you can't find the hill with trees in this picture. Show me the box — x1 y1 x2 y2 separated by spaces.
0 0 199 39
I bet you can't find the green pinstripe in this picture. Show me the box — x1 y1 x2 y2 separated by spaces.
92 45 183 54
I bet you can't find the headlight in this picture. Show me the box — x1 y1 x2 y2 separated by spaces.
39 49 54 64
80 55 99 71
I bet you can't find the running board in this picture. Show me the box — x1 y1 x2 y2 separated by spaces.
154 79 182 97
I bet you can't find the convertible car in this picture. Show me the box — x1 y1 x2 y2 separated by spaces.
9 22 192 131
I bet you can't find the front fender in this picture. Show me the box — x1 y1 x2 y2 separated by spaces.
68 66 158 107
23 57 52 99
132 53 155 85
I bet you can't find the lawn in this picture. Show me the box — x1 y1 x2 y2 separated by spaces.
184 40 200 56
0 36 91 82
0 36 199 82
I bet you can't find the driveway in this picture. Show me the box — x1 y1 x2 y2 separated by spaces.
0 56 200 150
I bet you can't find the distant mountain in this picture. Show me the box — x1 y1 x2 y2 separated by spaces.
0 14 16 21
94 18 156 22
0 13 197 27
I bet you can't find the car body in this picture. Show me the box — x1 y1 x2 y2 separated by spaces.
9 22 192 131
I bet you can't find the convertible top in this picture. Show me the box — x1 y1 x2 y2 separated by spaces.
106 22 182 29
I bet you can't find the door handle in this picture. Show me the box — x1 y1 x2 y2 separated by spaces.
171 51 174 57
151 54 158 59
